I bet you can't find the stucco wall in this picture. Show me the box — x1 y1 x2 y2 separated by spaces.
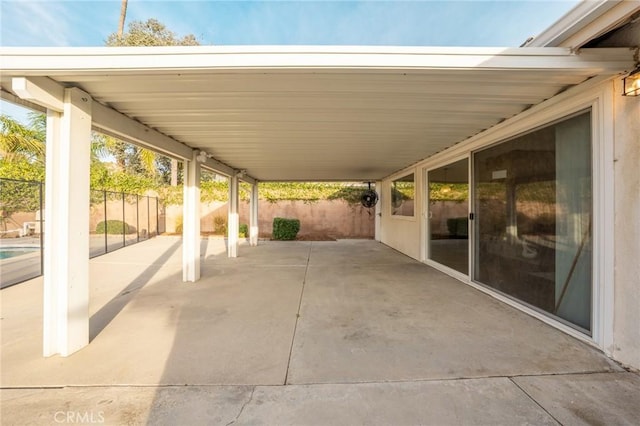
165 199 375 239
613 78 640 370
379 168 422 260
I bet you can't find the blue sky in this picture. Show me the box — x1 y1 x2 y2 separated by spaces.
1 0 580 122
1 0 580 47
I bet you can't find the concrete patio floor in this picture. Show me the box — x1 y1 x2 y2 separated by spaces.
1 237 638 425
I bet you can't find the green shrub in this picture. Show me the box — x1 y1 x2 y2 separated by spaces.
174 215 183 234
96 220 131 235
446 217 468 238
213 216 227 235
239 223 249 238
272 217 300 240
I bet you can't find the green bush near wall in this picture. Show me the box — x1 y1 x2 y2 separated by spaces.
446 217 468 238
239 223 249 238
272 217 300 240
96 220 132 235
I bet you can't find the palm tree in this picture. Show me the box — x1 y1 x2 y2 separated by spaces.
0 114 45 164
118 0 128 37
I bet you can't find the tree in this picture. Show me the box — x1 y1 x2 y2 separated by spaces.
0 113 45 164
106 18 199 47
105 18 201 185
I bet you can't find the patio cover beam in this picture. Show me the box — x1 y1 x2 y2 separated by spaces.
8 77 257 182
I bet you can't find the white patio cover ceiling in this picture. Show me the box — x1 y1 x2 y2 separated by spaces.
0 46 634 181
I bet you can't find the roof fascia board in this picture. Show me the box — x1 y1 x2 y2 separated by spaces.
527 0 640 48
0 46 633 74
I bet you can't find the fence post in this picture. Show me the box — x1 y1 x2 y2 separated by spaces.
156 197 160 236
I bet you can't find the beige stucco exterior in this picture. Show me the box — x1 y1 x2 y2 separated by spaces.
613 78 640 369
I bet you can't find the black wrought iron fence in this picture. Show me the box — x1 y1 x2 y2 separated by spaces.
0 177 162 288
0 178 44 288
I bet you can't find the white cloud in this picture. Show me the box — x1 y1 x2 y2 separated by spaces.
1 1 73 46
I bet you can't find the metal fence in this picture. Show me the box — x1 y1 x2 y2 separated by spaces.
0 178 44 288
89 190 161 257
0 178 162 288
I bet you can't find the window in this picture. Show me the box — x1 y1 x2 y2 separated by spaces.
391 173 415 216
473 111 592 333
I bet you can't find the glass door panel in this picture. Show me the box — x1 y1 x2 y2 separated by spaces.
428 159 469 274
473 111 592 333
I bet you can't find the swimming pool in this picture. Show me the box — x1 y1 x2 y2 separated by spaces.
0 247 39 260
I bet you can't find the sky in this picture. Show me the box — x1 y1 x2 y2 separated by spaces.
1 0 580 121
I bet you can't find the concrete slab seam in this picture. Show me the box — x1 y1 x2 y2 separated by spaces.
283 242 312 386
508 376 563 425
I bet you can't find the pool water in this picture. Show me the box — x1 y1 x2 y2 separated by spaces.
0 248 39 260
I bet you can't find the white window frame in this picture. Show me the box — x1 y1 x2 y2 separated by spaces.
390 172 417 220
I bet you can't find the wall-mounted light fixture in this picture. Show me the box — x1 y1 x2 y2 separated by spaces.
236 169 247 178
196 150 208 163
623 68 640 96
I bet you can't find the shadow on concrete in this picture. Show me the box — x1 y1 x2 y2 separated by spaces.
89 240 182 341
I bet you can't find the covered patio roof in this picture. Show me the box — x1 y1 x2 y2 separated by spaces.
0 45 634 181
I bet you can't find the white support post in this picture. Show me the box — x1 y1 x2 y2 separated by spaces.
228 174 240 257
42 88 92 357
249 182 259 246
182 152 201 282
375 181 382 242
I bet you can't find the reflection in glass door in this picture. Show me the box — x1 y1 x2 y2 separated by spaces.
473 111 592 333
428 159 469 274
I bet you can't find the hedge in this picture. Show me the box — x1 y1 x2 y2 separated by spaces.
96 220 132 235
272 217 300 240
446 217 468 238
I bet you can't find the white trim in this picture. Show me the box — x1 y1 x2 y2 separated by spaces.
592 81 616 354
0 46 633 74
526 0 640 48
390 171 418 220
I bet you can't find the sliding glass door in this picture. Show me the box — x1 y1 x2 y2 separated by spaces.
473 111 592 333
428 159 469 274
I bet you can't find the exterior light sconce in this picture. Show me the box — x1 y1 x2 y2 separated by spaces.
622 68 640 96
236 169 246 178
196 150 208 163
